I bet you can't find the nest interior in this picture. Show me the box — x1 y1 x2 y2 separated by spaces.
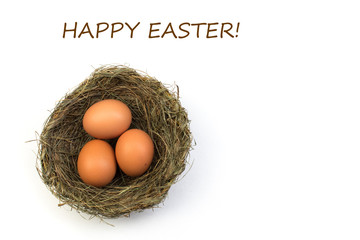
38 65 192 218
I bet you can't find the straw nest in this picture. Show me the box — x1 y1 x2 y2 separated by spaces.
37 65 192 218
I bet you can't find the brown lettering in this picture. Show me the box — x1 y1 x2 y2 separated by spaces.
63 22 77 38
125 22 140 38
78 22 94 38
111 23 124 38
191 23 206 38
96 22 109 38
206 22 218 38
161 23 177 38
221 23 234 38
149 22 161 38
179 22 190 39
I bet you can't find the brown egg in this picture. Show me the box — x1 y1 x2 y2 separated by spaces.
115 129 154 177
83 99 132 139
77 139 117 187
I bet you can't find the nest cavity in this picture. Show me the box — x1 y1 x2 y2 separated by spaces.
37 65 192 218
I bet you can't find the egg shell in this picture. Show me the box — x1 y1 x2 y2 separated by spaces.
115 129 154 177
83 99 132 139
77 139 117 187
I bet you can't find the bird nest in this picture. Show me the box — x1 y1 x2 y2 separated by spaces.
37 65 192 218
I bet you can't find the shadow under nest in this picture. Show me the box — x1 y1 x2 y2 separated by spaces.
37 65 192 218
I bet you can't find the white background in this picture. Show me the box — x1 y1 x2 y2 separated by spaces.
1 0 360 239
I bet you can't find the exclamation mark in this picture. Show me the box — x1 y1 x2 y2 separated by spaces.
235 22 240 37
